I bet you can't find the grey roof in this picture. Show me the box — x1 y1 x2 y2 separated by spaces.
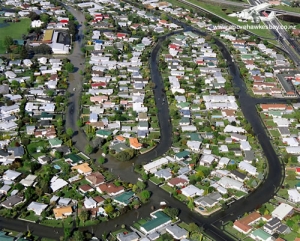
166 225 188 239
244 150 255 161
8 146 24 157
0 85 9 94
1 195 23 208
117 232 139 241
278 127 290 135
155 169 172 179
231 170 247 180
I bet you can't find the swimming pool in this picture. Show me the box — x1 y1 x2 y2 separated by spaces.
54 165 61 170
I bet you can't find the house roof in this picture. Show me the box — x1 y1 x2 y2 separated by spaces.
71 163 92 174
86 172 105 185
53 206 72 219
129 137 142 149
141 211 171 232
97 182 124 194
251 229 271 240
113 191 135 205
65 153 82 164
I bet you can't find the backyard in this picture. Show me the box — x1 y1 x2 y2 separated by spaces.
0 18 31 54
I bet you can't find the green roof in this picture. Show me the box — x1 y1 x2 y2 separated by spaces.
184 31 197 38
65 153 82 163
268 110 282 117
49 138 62 146
175 150 190 159
241 54 253 59
0 232 14 241
96 130 112 137
175 34 185 40
110 143 129 153
138 121 148 128
251 229 271 240
114 191 134 205
141 211 171 232
189 133 202 141
177 102 190 108
180 117 190 123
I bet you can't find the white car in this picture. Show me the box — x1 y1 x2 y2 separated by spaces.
73 88 76 91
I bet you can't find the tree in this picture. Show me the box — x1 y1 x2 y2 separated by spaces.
116 150 131 161
76 119 83 127
97 156 105 165
188 198 195 211
72 230 85 241
189 222 200 233
104 204 114 214
136 181 146 191
164 207 179 219
79 209 89 224
65 62 74 73
40 13 49 23
85 144 93 154
66 128 74 137
139 190 151 202
20 46 28 59
25 186 35 200
4 36 14 52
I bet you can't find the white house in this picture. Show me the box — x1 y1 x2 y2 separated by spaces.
181 185 204 198
238 161 257 176
3 170 21 181
218 176 245 191
199 154 215 166
143 158 169 173
288 189 300 203
272 203 293 220
27 202 48 215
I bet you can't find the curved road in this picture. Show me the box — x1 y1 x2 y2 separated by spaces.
0 4 286 241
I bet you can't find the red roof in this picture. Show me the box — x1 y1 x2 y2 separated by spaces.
169 44 178 49
296 168 300 173
117 33 126 38
92 82 106 87
60 19 68 23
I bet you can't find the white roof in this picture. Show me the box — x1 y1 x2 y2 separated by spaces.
3 170 21 181
200 154 215 164
143 157 169 172
181 185 204 197
50 178 68 192
272 203 293 220
288 189 300 203
218 157 230 167
218 176 243 190
240 141 251 150
224 125 246 133
20 174 37 187
27 201 48 215
238 161 257 175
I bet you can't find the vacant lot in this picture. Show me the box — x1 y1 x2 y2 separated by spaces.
0 18 31 53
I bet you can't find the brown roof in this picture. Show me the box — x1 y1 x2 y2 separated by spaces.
79 184 93 192
168 177 188 186
234 212 261 232
97 182 124 194
93 196 104 204
86 172 105 186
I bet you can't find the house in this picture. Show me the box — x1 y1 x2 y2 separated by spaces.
96 183 124 196
166 225 188 240
0 185 11 195
53 206 73 219
154 168 172 180
20 174 37 187
27 202 48 215
187 140 201 152
49 138 62 148
79 184 94 193
113 191 135 206
1 195 24 209
84 197 97 209
288 189 300 203
117 232 139 241
231 170 247 182
181 185 204 198
199 154 215 166
272 203 293 220
50 176 68 192
218 176 245 191
86 172 105 187
238 161 257 176
64 153 83 166
3 170 21 181
233 212 262 234
194 192 222 208
263 217 291 235
250 229 273 241
71 163 92 175
96 130 112 138
174 151 190 161
143 157 169 173
140 211 172 234
167 175 189 187
129 137 142 150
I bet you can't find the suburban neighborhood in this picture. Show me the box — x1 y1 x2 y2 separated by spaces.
0 0 300 240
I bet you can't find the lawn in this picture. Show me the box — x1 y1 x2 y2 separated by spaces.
149 176 163 185
41 217 73 228
20 211 40 222
269 129 281 138
0 18 31 54
161 184 174 193
27 140 49 154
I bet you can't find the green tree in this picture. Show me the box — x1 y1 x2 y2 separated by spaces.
98 156 105 165
104 204 114 214
139 190 151 202
19 46 28 59
188 198 195 211
79 209 89 225
164 207 179 219
55 151 62 159
85 144 93 154
66 128 74 137
65 62 74 73
136 181 146 191
4 36 14 52
72 230 85 241
76 119 83 127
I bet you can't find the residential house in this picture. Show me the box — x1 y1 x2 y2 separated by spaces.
154 168 172 180
166 225 188 240
143 157 169 173
86 172 105 187
27 202 48 215
181 185 204 198
167 175 189 187
96 183 124 196
140 211 172 235
113 191 135 206
194 192 222 208
234 212 262 234
71 163 92 176
1 195 24 209
53 206 73 219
